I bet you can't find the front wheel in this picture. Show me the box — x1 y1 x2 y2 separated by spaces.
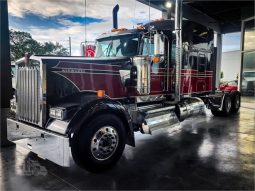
71 114 126 172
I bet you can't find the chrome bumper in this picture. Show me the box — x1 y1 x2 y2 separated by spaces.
7 118 71 167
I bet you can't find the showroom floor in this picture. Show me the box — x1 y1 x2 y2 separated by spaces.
1 106 255 190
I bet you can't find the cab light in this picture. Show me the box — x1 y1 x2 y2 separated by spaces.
111 28 127 32
137 25 145 30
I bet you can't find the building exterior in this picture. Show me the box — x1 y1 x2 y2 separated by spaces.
221 50 241 82
240 17 255 96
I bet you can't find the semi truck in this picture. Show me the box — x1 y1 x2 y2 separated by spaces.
7 4 241 172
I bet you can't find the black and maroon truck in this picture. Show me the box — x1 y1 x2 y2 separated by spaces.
8 8 241 172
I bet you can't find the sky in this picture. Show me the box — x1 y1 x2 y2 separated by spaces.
222 32 241 52
8 0 162 56
8 0 241 56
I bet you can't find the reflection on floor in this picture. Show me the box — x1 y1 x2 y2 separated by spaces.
1 107 255 190
242 96 255 109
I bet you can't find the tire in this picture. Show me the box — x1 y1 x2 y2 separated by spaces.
211 109 222 116
211 94 232 117
71 114 126 172
230 92 240 114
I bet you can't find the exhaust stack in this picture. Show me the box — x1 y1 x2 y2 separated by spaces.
112 4 119 29
174 0 183 102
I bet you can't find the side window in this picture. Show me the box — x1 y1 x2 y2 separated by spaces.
190 54 198 70
182 50 189 69
206 57 211 70
116 37 139 57
198 54 207 72
171 39 176 66
189 55 193 69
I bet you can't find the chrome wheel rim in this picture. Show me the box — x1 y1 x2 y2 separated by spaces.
91 126 119 160
226 97 231 112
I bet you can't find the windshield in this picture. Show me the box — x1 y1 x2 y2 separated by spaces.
244 72 255 78
95 34 139 58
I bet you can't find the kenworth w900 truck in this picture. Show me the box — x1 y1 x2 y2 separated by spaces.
8 4 241 172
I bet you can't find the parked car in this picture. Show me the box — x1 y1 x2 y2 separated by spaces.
242 71 255 95
220 80 238 91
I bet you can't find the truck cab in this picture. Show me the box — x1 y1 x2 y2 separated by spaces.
8 16 240 172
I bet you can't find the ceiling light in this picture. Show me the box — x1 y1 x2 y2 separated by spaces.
165 1 172 8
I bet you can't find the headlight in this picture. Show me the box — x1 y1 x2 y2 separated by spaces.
50 107 66 120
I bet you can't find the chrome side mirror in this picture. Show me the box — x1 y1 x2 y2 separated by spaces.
154 33 165 55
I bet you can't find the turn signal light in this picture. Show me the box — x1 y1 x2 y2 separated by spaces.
97 90 105 98
152 56 160 63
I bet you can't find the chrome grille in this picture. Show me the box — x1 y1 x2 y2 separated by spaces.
17 67 40 125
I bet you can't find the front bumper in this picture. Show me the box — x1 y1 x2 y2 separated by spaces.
7 118 71 167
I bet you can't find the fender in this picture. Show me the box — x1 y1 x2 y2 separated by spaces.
229 90 241 97
67 98 135 147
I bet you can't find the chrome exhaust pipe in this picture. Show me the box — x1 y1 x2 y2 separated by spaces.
112 4 119 29
174 0 183 102
175 97 205 122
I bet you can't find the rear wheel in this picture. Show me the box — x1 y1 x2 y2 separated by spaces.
211 109 222 116
211 95 232 117
230 92 240 114
71 114 126 172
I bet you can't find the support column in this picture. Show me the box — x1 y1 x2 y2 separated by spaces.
216 33 222 89
0 0 13 146
238 20 245 92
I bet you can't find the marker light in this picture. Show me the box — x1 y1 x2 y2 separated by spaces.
152 56 160 63
97 90 105 98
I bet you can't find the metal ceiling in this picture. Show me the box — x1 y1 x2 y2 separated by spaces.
137 0 255 33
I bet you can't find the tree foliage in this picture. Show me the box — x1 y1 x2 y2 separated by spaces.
10 30 69 61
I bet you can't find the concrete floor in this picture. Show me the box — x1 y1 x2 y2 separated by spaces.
1 107 255 190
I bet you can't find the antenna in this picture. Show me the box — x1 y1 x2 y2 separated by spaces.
85 0 87 43
133 0 136 29
149 0 152 55
149 0 151 24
